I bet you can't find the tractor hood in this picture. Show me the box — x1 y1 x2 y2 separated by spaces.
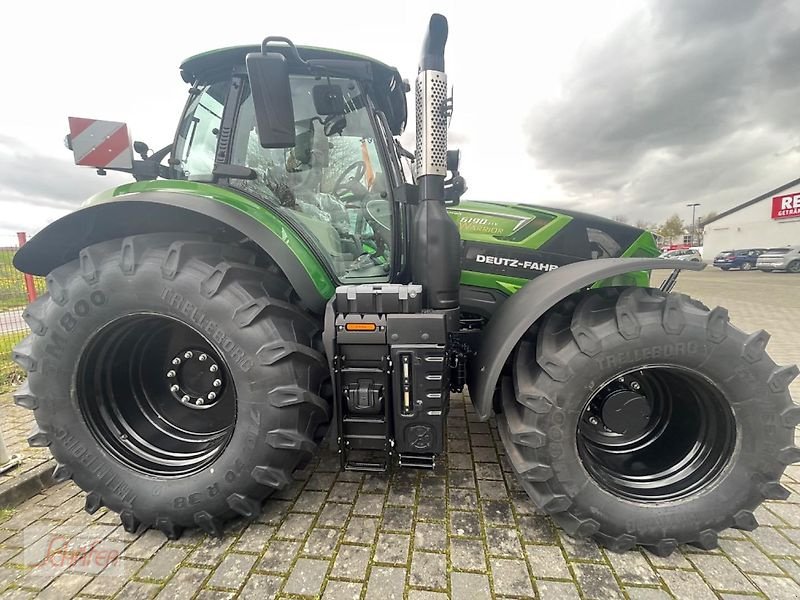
448 200 658 295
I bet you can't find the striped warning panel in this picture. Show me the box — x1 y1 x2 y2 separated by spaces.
68 117 133 169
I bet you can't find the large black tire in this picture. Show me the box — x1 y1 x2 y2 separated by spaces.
12 234 329 538
498 287 799 556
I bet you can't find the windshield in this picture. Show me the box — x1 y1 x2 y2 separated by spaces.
230 75 392 281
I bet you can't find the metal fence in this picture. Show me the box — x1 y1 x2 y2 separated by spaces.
1 233 45 386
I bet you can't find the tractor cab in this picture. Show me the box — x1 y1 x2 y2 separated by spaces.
174 45 410 282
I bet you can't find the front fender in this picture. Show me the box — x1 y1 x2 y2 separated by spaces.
468 257 705 420
14 185 335 313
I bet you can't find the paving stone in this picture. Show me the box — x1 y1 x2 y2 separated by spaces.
238 573 283 599
450 538 486 572
329 482 360 503
659 569 717 600
354 493 386 516
718 538 784 574
408 591 449 600
447 453 472 470
344 516 379 544
304 528 341 557
451 571 491 599
206 552 257 590
524 544 570 579
481 499 515 527
687 553 756 593
257 539 301 573
331 544 371 580
136 545 190 581
292 490 328 513
606 549 660 585
155 566 210 600
416 497 444 520
559 533 604 561
283 558 329 596
387 486 416 506
537 580 582 600
485 526 523 557
364 566 406 600
573 562 623 599
195 590 235 599
374 533 410 565
123 529 167 560
318 503 352 528
448 488 478 511
116 580 162 599
624 587 672 600
414 522 446 551
322 579 364 599
186 536 235 567
776 557 800 585
276 512 315 540
644 548 693 569
305 472 337 491
448 470 476 489
472 447 497 462
257 499 291 525
477 478 508 500
37 572 92 599
518 515 557 543
489 557 534 597
382 507 414 532
449 511 481 537
420 477 446 498
233 523 274 553
747 527 800 557
752 574 800 599
410 551 447 590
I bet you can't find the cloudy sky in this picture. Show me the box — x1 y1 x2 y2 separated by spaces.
2 0 798 241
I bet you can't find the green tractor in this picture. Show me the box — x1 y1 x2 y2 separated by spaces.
13 14 798 555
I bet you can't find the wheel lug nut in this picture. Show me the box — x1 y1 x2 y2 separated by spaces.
210 364 218 373
196 398 204 406
170 384 180 393
588 416 599 426
199 353 207 362
208 392 216 401
181 395 190 403
167 370 176 378
630 381 641 391
172 357 181 365
213 379 222 387
184 351 193 359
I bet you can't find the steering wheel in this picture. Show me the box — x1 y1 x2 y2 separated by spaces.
333 161 366 197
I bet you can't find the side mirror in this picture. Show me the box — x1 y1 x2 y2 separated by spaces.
245 52 295 148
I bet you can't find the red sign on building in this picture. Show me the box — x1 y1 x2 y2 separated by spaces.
772 193 800 220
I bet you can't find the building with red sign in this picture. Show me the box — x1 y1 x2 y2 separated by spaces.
702 177 800 260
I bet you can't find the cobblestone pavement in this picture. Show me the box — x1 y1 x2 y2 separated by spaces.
0 269 799 599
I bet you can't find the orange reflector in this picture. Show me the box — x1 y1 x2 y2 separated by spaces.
345 322 377 332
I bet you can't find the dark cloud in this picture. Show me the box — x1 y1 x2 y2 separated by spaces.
526 0 800 220
0 135 128 210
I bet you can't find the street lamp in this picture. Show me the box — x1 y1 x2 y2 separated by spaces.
687 203 701 246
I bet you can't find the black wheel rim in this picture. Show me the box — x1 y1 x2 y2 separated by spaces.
77 314 236 477
577 366 735 502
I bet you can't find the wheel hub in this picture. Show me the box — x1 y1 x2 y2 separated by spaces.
167 349 224 409
600 389 651 435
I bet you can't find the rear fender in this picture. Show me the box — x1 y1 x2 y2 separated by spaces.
468 257 705 420
13 191 335 313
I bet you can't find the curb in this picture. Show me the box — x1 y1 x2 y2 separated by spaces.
0 459 56 508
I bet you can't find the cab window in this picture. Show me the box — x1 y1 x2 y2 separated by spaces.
174 81 228 179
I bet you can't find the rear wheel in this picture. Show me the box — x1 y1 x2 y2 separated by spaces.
498 288 799 555
788 261 800 273
741 262 753 271
13 234 330 538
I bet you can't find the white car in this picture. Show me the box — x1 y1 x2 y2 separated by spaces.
659 248 703 262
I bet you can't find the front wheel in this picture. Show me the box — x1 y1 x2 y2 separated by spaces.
788 261 800 274
498 288 799 556
741 262 753 271
13 234 330 538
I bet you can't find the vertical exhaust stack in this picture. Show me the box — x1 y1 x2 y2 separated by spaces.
411 13 461 311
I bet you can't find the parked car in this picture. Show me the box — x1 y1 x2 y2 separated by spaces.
755 246 800 273
659 248 703 262
713 248 766 271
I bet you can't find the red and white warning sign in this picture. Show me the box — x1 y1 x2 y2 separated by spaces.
68 117 133 170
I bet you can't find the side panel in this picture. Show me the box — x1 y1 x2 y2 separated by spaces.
14 182 335 313
468 257 705 420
